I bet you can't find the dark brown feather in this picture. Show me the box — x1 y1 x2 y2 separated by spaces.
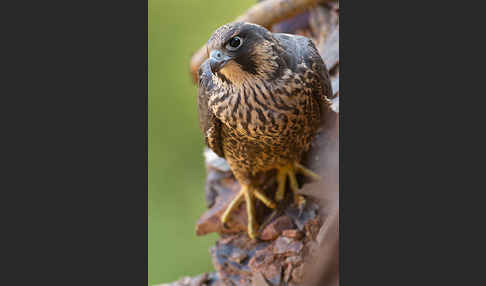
197 60 224 158
274 33 332 128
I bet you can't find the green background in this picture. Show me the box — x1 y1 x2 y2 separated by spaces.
148 0 255 285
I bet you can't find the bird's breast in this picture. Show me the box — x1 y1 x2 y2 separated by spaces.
209 73 313 142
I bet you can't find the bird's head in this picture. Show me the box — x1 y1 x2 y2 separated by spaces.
206 22 283 86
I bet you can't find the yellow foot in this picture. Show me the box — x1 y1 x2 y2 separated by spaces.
221 184 276 239
275 162 321 204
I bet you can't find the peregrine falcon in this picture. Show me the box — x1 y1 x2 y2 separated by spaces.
197 22 332 239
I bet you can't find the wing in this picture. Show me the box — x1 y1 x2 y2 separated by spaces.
197 60 225 158
274 33 333 128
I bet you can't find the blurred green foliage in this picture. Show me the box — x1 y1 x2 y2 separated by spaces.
148 0 255 285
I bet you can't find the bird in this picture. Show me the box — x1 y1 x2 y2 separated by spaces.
197 22 332 239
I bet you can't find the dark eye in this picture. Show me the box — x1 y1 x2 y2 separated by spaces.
226 36 243 51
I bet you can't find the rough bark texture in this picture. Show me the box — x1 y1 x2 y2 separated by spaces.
159 1 339 285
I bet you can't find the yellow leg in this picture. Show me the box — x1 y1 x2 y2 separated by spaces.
295 162 321 181
275 168 287 202
221 184 276 239
244 189 257 239
221 188 245 225
253 188 277 209
275 162 321 204
287 167 303 204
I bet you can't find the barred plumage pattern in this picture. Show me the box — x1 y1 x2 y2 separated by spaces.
198 22 331 187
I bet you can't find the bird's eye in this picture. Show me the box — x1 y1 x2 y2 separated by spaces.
226 36 243 51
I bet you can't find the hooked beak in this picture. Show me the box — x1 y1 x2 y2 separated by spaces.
209 50 231 73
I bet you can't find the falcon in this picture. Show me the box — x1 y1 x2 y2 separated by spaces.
197 22 332 239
